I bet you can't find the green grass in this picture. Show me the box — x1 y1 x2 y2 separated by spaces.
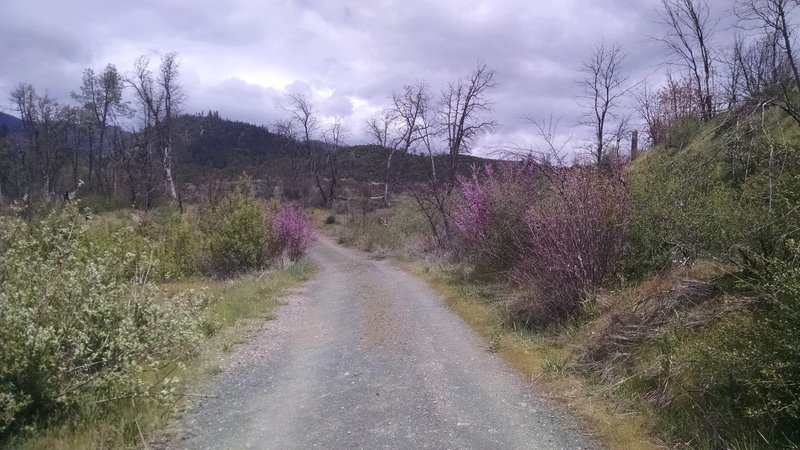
12 259 315 450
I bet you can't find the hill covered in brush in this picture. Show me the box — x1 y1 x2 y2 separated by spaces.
173 112 492 203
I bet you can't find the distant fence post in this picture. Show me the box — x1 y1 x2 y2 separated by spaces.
630 129 639 161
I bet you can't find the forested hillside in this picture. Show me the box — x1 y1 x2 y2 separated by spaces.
0 105 489 209
176 112 489 191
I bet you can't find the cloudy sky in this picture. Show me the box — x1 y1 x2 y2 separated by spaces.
0 0 733 157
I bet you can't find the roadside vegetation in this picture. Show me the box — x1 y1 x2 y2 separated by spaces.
315 105 800 448
0 176 315 448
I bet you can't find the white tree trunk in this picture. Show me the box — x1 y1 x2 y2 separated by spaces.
163 146 178 200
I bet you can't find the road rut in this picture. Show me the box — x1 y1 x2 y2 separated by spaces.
166 237 597 449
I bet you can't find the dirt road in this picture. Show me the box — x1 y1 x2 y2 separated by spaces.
166 238 597 449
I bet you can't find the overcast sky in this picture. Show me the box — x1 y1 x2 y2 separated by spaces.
0 0 735 157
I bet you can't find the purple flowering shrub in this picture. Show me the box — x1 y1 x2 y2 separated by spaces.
452 159 630 326
453 169 492 245
452 162 542 274
510 162 629 326
272 203 315 261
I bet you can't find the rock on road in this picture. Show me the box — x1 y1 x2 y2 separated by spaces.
166 237 598 449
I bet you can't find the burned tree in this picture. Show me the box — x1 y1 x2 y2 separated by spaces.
656 0 717 120
440 63 496 188
579 43 630 165
282 93 328 206
127 53 184 205
73 63 125 194
323 116 348 203
736 0 800 124
158 53 184 201
10 84 74 200
365 82 432 205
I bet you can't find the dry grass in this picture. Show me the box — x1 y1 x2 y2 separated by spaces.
577 276 716 373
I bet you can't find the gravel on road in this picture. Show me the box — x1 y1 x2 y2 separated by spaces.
163 237 598 450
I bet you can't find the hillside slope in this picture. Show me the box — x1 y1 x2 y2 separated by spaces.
0 112 23 134
174 113 492 201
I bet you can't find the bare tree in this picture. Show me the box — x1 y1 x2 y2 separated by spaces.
386 82 429 204
736 0 800 124
656 0 717 120
734 30 785 99
633 81 663 146
524 114 572 164
440 62 496 188
158 52 184 202
127 57 158 207
127 53 184 205
61 105 86 188
10 84 73 199
282 92 328 206
397 64 496 246
365 82 432 205
415 93 439 183
365 109 394 149
72 64 125 193
579 43 629 165
323 116 348 203
737 0 800 86
611 114 632 157
719 38 745 109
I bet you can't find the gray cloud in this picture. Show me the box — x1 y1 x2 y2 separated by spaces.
192 77 283 126
1 0 725 157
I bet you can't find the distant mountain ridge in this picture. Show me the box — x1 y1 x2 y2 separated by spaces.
0 112 23 133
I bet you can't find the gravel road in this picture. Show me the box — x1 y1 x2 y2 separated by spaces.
164 237 598 449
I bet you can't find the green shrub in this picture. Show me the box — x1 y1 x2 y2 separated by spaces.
382 199 430 248
665 115 702 150
159 211 203 279
205 176 270 276
734 244 800 438
625 150 745 277
719 243 800 441
0 206 205 438
77 195 128 214
627 108 800 279
655 242 800 447
84 222 165 281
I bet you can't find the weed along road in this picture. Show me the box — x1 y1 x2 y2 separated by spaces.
167 237 597 449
